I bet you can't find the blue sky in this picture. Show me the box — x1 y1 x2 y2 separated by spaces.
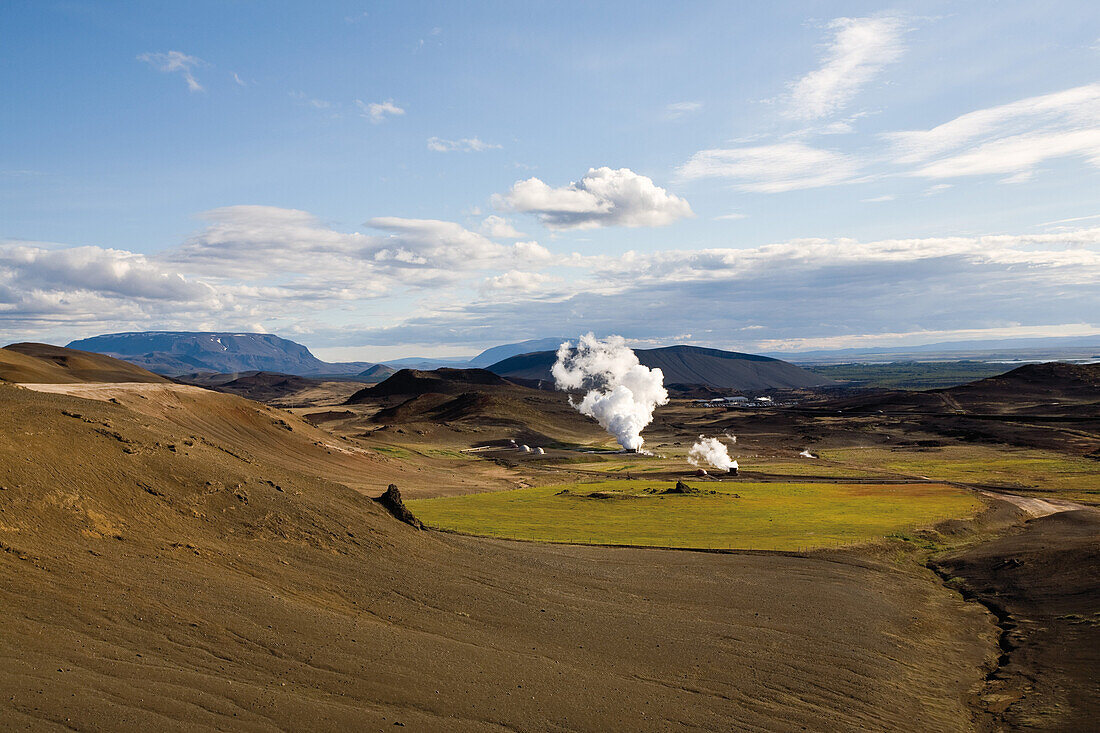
2 1 1099 359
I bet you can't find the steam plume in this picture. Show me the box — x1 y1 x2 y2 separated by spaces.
552 333 669 451
688 435 738 472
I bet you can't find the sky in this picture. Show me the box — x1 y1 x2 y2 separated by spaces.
2 1 1099 361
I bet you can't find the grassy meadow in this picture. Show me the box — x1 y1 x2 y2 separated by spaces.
407 480 983 551
822 446 1100 502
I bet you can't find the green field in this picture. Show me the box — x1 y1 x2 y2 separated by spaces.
408 480 983 551
805 360 1013 389
823 446 1100 502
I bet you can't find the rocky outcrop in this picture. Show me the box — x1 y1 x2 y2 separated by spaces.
374 484 422 529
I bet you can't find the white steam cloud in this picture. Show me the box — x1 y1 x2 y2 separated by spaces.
688 435 738 472
552 333 669 451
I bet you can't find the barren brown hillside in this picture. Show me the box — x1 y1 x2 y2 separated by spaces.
0 377 997 731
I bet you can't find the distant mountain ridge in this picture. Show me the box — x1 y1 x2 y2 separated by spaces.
66 331 832 389
488 344 836 391
468 338 568 367
67 332 375 377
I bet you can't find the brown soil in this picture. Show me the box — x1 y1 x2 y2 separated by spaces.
1 343 166 384
934 508 1100 731
0 383 996 731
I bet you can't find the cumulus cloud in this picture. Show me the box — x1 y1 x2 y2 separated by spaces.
479 215 524 239
0 241 231 340
788 15 908 120
137 51 205 92
676 142 860 192
365 217 549 269
356 98 405 122
427 136 501 152
497 167 693 229
1 243 213 302
480 270 561 293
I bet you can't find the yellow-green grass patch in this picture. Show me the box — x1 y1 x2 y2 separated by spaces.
822 446 1100 502
408 480 983 551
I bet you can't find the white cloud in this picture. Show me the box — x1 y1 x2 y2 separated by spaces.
338 226 1100 349
137 51 205 92
1 243 212 302
862 195 894 202
714 213 747 221
365 217 548 269
0 241 231 341
677 142 860 192
479 215 524 239
290 91 332 110
665 101 703 119
497 167 693 229
427 136 501 152
885 84 1100 180
7 217 1099 352
757 324 1100 353
480 270 561 293
232 72 246 87
356 99 405 122
787 16 908 120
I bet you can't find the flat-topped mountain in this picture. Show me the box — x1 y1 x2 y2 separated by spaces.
488 344 836 391
67 331 374 376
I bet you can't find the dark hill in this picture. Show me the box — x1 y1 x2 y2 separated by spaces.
359 363 397 380
958 362 1100 396
199 371 318 402
831 362 1100 417
487 344 836 391
67 331 375 377
468 337 568 367
0 343 167 384
347 367 514 402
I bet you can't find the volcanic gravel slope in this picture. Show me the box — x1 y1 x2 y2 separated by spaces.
935 508 1100 731
1 343 168 384
0 381 997 731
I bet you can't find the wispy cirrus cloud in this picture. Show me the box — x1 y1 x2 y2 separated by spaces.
677 141 861 192
665 101 703 119
787 15 909 120
427 136 501 152
884 83 1100 182
137 51 206 92
289 91 333 110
